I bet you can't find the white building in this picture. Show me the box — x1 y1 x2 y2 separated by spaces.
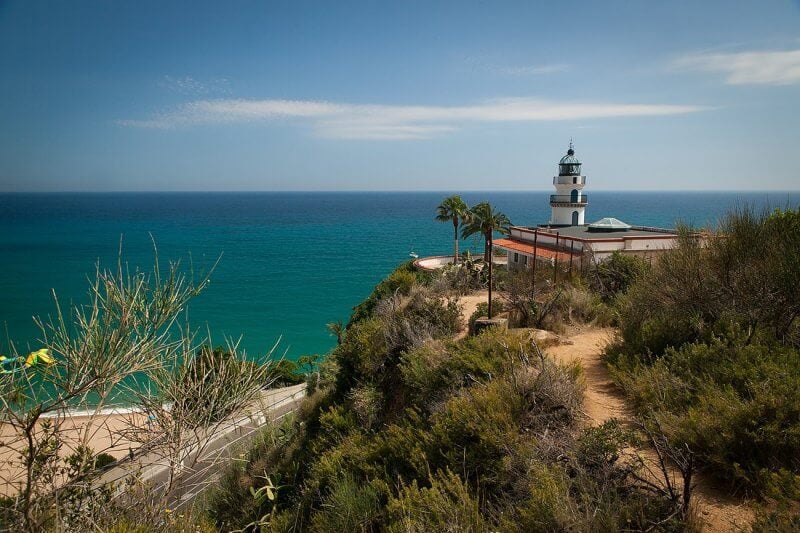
550 141 587 226
495 144 682 269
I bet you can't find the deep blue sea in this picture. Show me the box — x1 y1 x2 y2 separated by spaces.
1 191 797 360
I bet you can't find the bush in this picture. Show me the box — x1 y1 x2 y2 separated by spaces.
310 475 383 533
431 257 486 296
94 452 117 469
589 251 649 303
534 285 612 333
608 207 800 492
209 262 694 532
752 469 800 531
348 262 427 326
386 471 485 533
376 285 462 356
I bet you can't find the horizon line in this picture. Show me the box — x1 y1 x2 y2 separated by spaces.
1 189 799 195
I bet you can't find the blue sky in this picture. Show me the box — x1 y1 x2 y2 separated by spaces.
1 0 799 192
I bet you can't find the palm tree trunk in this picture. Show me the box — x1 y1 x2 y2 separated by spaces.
488 233 494 319
484 238 490 263
453 218 459 264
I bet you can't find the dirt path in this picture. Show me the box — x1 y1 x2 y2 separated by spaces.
546 327 754 532
454 290 488 340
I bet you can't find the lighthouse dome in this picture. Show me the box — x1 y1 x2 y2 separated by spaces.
559 150 580 166
558 147 582 176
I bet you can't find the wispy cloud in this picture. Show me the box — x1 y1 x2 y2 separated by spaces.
671 49 800 85
158 75 231 95
497 63 571 76
459 55 571 77
118 97 707 140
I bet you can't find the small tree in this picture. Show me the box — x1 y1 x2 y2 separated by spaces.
123 340 276 496
461 202 511 319
0 251 212 531
0 248 281 531
326 320 344 345
436 195 469 265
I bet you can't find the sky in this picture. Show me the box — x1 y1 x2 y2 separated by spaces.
1 0 799 192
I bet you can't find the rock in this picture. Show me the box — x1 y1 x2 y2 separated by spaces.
472 317 508 335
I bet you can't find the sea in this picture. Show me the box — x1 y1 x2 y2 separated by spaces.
1 191 797 361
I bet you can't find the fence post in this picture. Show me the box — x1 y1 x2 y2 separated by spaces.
569 240 574 276
553 232 560 284
531 229 538 287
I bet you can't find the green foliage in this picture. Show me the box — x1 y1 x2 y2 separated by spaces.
310 475 383 533
431 256 486 295
616 208 800 355
348 262 429 326
171 345 269 426
575 419 629 471
531 285 613 333
270 354 319 387
461 202 511 262
94 452 117 469
209 263 692 532
752 469 800 531
609 207 800 493
589 251 649 303
386 470 485 532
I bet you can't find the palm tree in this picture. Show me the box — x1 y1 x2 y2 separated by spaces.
461 202 511 319
436 195 469 265
326 320 344 345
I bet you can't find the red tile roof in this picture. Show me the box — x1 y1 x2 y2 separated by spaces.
493 238 578 262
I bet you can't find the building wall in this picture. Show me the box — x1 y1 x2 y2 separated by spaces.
504 227 683 264
551 206 585 226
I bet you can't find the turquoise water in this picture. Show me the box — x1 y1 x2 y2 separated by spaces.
1 191 797 360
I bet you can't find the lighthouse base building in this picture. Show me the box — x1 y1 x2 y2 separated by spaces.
494 144 682 269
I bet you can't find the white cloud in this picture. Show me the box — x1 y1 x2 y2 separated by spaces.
498 63 571 76
118 97 706 140
672 49 800 85
158 75 231 95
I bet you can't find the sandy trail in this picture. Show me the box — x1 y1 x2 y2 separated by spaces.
547 327 754 532
454 290 488 340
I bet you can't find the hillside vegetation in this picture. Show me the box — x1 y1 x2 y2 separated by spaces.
606 207 800 529
207 262 690 532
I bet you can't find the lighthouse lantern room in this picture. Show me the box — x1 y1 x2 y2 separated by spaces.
549 141 587 226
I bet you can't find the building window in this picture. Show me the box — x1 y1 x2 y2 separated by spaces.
573 176 577 184
513 252 519 263
523 255 528 265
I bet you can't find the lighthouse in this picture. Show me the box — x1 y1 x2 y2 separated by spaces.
549 142 587 226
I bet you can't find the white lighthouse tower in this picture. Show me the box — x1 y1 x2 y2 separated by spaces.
549 141 587 226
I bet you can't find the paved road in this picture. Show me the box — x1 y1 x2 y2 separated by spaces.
97 383 307 509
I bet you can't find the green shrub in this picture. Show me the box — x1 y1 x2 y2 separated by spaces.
498 462 572 532
429 379 523 488
386 471 485 533
614 336 800 488
348 384 383 430
589 251 649 303
94 452 117 469
209 261 694 532
752 469 800 531
270 359 307 387
348 262 425 326
310 475 383 533
534 285 613 332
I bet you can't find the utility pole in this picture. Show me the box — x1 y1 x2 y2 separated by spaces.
487 232 494 319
